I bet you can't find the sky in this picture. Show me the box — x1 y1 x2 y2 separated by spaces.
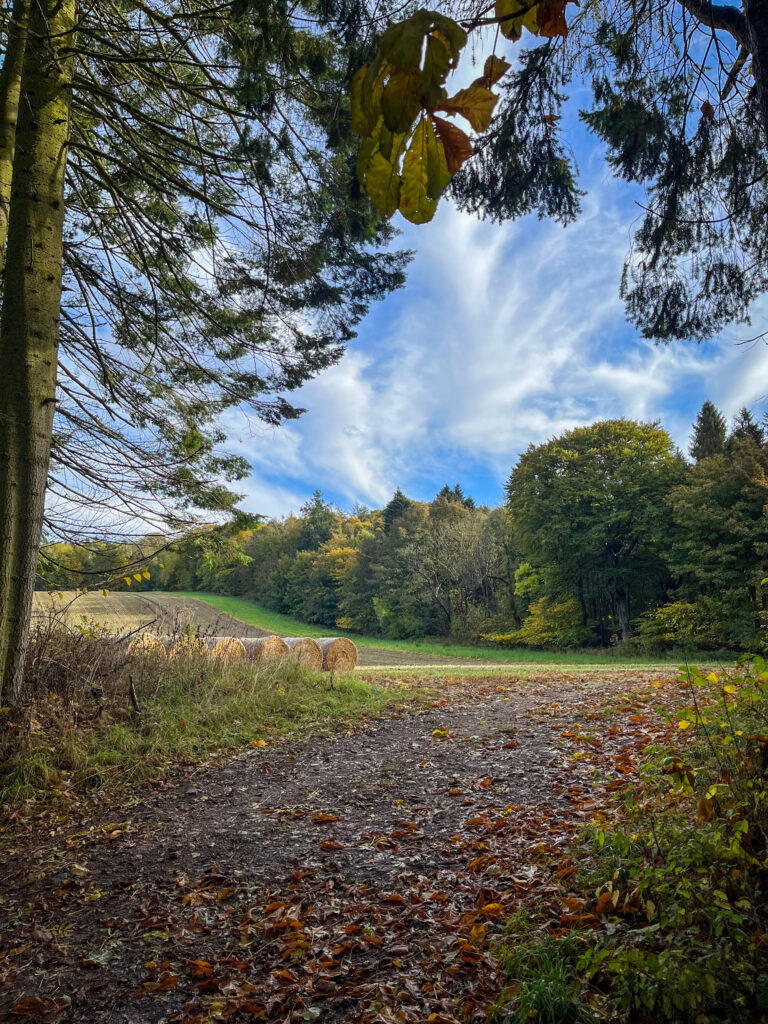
223 72 768 520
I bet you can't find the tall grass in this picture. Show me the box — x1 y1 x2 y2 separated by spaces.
0 622 403 810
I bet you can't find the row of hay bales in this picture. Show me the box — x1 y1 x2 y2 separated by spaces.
126 633 357 671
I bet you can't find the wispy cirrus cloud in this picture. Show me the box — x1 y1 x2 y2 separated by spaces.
223 164 768 516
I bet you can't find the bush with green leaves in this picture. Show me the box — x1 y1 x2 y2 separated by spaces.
484 597 593 649
495 661 768 1023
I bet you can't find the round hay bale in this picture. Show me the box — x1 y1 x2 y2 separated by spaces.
126 634 166 657
317 637 358 672
169 635 208 660
284 637 323 671
241 635 289 662
210 636 246 661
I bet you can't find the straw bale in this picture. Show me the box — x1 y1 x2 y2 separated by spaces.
317 637 358 671
126 633 166 657
210 636 247 661
240 635 289 662
284 637 323 671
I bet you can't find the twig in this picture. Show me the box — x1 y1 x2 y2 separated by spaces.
129 675 141 714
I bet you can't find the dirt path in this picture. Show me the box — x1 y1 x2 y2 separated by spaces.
0 670 678 1024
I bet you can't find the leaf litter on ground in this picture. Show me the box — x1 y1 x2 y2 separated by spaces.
0 669 686 1023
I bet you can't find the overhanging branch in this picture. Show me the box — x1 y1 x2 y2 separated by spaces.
675 0 749 49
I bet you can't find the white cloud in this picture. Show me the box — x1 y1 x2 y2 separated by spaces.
225 173 768 516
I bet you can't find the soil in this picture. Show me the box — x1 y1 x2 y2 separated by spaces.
0 669 678 1024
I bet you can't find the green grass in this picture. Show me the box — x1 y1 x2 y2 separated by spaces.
169 592 713 666
0 653 412 810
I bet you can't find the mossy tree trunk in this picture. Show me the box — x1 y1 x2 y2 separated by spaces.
0 0 30 269
0 0 75 703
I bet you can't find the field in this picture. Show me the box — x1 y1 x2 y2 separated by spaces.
32 590 271 640
32 589 699 669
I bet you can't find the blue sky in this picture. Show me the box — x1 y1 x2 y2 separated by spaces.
223 63 768 519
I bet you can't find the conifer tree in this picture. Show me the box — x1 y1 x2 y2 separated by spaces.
730 407 765 447
0 0 408 702
383 489 413 532
689 401 728 462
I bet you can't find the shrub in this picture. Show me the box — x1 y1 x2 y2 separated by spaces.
495 661 768 1022
484 597 593 649
631 600 734 651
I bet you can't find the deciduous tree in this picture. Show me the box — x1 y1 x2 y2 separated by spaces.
507 419 686 641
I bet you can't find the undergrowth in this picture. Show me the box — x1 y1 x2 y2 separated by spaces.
0 621 405 812
494 659 768 1024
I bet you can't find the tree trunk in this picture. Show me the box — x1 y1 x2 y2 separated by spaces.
615 589 630 640
0 0 31 267
0 0 75 703
744 0 768 149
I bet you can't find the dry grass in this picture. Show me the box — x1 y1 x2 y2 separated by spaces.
1 624 405 811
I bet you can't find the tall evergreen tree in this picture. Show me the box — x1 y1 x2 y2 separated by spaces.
435 483 475 509
668 437 768 648
0 0 408 701
689 401 728 462
730 407 765 447
383 489 413 532
297 492 338 552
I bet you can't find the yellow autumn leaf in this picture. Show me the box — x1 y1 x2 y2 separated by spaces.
142 570 151 580
124 577 132 586
478 54 511 87
364 151 401 216
707 672 719 683
495 0 540 40
425 118 451 200
678 720 691 730
399 119 438 224
381 66 421 133
133 573 142 582
350 64 373 135
438 82 498 132
723 685 736 694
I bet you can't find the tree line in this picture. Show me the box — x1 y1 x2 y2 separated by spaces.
41 403 768 652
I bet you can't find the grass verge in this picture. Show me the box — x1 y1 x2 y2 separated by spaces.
0 638 415 814
169 593 701 666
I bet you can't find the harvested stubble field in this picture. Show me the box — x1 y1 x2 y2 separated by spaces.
32 591 270 641
31 592 483 667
